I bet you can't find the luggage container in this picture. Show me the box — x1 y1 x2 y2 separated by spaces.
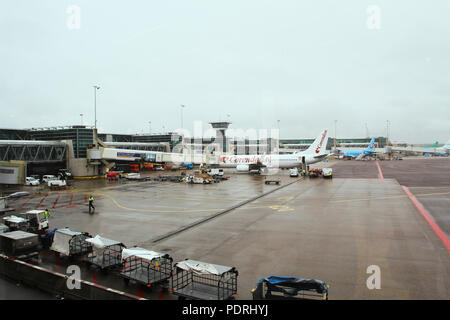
251 276 329 300
83 235 126 270
0 224 9 234
172 259 238 300
50 228 93 259
0 230 40 260
120 247 173 287
3 215 29 232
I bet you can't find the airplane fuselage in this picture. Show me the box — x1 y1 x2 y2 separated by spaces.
219 153 325 168
339 150 373 158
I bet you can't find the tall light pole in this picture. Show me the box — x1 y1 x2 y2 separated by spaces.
149 121 152 134
181 105 185 129
80 113 83 125
386 120 390 145
93 85 100 129
334 120 337 150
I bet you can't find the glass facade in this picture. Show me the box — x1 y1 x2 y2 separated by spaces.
29 126 94 158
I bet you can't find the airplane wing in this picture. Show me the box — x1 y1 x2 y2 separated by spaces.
355 153 365 160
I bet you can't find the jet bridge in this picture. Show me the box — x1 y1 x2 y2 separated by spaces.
0 140 66 163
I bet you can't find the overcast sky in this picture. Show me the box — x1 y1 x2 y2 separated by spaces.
1 1 449 143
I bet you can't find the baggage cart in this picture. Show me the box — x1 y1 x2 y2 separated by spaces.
251 276 329 300
264 178 280 185
172 259 238 300
2 215 29 232
0 223 9 234
0 230 40 260
120 247 173 287
83 235 126 270
50 228 93 258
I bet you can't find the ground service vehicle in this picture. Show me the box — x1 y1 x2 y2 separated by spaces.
129 164 140 172
25 177 40 186
58 169 72 180
42 175 57 183
207 168 224 177
172 259 238 300
181 163 194 169
322 168 333 178
120 247 173 287
265 177 281 185
48 179 67 189
289 168 299 177
251 276 329 300
106 171 121 180
18 210 49 234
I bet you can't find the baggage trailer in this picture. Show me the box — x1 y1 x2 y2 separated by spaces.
264 178 280 185
172 259 238 300
84 235 126 271
120 247 173 287
3 215 29 232
50 228 93 259
251 276 329 300
0 230 40 261
308 168 322 178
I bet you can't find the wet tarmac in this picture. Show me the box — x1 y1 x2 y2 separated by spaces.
1 160 449 299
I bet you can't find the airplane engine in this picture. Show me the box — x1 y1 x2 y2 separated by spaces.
236 164 250 172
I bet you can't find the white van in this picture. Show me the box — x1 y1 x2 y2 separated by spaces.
42 175 57 183
289 168 299 177
25 177 40 186
207 168 224 176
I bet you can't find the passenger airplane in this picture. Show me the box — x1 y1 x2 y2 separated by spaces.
424 141 439 149
434 140 450 155
218 129 330 173
338 138 376 159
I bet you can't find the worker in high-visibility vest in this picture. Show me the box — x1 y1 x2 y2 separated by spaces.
88 195 95 213
44 209 51 219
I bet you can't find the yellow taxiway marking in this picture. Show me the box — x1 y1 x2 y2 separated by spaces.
269 205 294 212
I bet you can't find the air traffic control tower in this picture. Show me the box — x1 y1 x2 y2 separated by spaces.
209 121 231 154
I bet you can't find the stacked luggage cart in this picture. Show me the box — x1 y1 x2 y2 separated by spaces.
172 259 238 300
120 247 173 287
50 228 93 259
83 235 126 271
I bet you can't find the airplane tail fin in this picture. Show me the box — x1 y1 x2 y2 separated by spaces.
432 141 439 148
304 129 329 155
365 138 375 152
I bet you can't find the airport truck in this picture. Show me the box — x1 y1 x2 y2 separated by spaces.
289 168 299 177
48 179 67 190
322 168 333 179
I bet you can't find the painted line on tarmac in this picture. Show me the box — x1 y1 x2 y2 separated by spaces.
34 194 48 210
17 195 35 211
150 177 305 243
52 195 61 209
330 191 450 204
376 160 384 182
402 186 450 252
